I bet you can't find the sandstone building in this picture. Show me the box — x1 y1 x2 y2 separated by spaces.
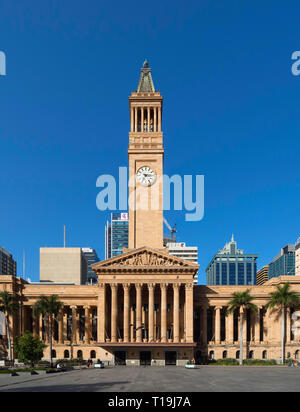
1 62 300 365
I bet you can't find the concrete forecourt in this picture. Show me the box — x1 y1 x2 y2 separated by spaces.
0 366 299 392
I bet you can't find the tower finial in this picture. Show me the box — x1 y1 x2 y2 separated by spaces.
137 60 155 92
231 234 234 242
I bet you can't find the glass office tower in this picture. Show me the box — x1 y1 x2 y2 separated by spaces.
0 246 17 277
105 213 129 259
269 244 295 279
81 248 100 284
206 235 258 285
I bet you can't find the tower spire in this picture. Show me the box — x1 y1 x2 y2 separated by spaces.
137 60 155 93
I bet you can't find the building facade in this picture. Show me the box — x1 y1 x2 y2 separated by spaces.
256 265 269 285
1 63 300 365
269 244 295 279
40 248 88 285
105 213 129 260
206 236 258 286
296 238 300 277
0 246 16 277
167 242 198 284
82 248 100 284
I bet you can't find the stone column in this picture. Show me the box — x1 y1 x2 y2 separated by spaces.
45 316 49 344
71 306 77 344
201 305 208 345
227 311 234 344
136 284 142 343
185 283 194 343
254 307 261 344
215 306 221 344
130 304 135 343
141 107 144 132
250 310 256 342
98 283 106 342
154 107 157 132
76 310 80 342
131 107 134 132
134 107 137 132
111 284 118 343
264 307 269 342
63 311 68 342
147 107 150 132
161 283 167 343
158 107 161 132
58 308 64 344
148 284 154 342
84 306 91 344
173 284 180 343
123 284 130 343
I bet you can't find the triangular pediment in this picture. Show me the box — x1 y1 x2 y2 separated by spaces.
92 246 199 270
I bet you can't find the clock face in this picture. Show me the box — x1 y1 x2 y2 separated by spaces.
136 166 156 186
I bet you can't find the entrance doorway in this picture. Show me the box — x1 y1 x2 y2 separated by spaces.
114 351 126 365
165 351 177 365
140 351 151 366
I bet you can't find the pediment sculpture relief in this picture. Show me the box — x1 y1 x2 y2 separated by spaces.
111 251 183 267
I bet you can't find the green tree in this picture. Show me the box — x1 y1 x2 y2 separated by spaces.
266 282 300 364
0 291 20 361
32 295 63 368
227 290 258 366
14 332 45 367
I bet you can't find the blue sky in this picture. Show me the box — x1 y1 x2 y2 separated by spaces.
0 0 300 284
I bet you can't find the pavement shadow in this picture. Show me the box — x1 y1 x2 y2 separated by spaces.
0 380 130 392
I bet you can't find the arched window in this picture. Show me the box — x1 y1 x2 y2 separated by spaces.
248 351 254 359
222 351 227 359
51 350 56 358
90 350 96 359
209 351 214 360
295 350 300 359
77 350 83 359
236 351 240 359
64 350 70 359
262 350 267 359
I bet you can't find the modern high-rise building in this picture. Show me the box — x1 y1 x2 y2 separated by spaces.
296 238 300 277
269 244 296 279
81 248 100 284
40 248 88 285
166 242 199 284
256 265 269 285
0 247 17 276
105 213 129 259
206 235 258 285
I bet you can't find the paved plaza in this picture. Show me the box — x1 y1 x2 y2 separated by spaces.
0 366 299 392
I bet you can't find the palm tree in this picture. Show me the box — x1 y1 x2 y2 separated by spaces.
32 295 63 368
266 283 300 364
0 291 20 361
227 290 258 366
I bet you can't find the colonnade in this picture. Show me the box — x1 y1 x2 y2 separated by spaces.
20 305 97 345
197 305 292 345
130 106 162 133
98 282 194 344
17 282 194 345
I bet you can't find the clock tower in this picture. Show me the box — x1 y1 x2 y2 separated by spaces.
128 61 164 250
